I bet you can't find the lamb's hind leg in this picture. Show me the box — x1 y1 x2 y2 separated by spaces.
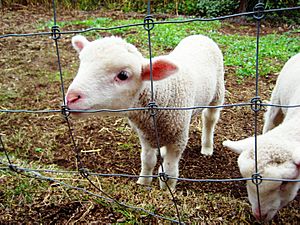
201 107 221 156
263 100 284 133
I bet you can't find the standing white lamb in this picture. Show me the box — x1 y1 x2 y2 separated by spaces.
66 34 225 190
223 53 300 221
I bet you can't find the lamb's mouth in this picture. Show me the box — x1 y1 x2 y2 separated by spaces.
67 107 93 117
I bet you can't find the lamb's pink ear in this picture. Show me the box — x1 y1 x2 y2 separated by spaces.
72 35 90 53
223 137 254 154
142 58 178 81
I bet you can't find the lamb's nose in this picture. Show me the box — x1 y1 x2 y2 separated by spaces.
66 92 82 105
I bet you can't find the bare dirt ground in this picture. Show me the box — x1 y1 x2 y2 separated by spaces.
0 6 299 224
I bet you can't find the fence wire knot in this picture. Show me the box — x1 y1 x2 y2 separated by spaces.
61 104 70 118
51 25 61 40
250 97 262 112
79 168 89 178
253 2 265 20
159 172 169 182
8 164 18 172
252 173 263 185
144 15 155 31
147 101 158 116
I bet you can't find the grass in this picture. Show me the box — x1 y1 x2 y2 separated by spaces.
3 155 298 224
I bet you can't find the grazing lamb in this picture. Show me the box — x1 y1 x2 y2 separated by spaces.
66 34 225 190
223 53 300 221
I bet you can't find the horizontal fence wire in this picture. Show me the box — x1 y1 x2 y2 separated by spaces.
2 102 300 114
1 163 300 183
1 6 300 39
1 1 300 223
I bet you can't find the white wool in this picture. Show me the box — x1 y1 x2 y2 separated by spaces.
67 35 225 190
223 53 300 221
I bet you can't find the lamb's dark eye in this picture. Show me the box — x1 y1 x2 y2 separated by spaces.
117 71 129 81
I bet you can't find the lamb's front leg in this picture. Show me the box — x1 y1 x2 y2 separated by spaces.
137 141 157 186
159 143 184 190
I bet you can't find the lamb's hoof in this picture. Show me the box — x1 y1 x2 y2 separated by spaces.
137 177 152 186
159 179 176 191
201 147 213 156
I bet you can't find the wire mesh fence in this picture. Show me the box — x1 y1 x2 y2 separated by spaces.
1 0 300 223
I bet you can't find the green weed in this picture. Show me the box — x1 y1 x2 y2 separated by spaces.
0 90 18 103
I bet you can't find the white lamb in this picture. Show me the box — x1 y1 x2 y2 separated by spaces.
223 53 300 221
66 34 225 190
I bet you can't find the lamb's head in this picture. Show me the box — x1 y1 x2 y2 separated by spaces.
66 35 178 117
223 138 300 221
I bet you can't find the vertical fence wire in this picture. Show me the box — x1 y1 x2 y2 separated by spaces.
51 0 80 167
144 0 182 223
252 0 265 220
0 134 13 166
